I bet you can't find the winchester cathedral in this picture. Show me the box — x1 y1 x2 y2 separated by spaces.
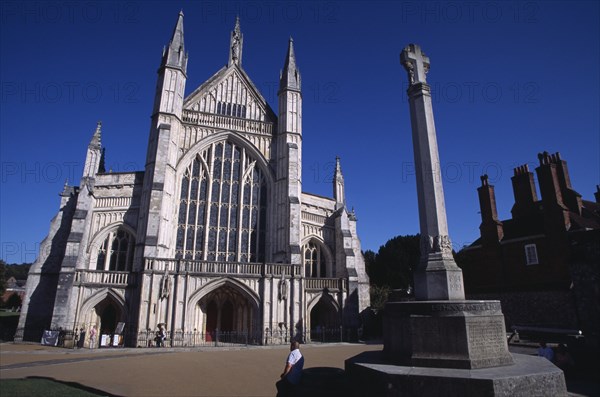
17 13 370 346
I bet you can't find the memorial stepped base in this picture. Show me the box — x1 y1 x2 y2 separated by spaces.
345 351 567 397
347 299 568 396
383 300 513 369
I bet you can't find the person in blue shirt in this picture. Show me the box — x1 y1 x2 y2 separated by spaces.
538 341 554 361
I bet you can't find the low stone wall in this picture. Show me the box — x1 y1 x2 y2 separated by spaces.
467 290 578 330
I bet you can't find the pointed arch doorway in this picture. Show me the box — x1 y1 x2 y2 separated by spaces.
94 299 123 346
310 296 340 342
79 290 125 347
99 303 118 336
199 285 255 343
205 301 218 342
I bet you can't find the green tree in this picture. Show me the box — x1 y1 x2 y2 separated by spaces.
366 234 420 291
362 236 421 338
0 260 5 296
363 249 376 281
369 285 391 312
5 293 22 309
4 263 31 280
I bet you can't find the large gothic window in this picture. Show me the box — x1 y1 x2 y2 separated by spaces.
96 227 135 271
176 141 267 262
304 241 326 278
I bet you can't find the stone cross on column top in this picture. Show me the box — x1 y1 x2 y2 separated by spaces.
401 44 430 85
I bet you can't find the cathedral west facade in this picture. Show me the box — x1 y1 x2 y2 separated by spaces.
16 13 369 347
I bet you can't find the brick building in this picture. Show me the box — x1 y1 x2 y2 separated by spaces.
458 151 600 348
1 277 26 307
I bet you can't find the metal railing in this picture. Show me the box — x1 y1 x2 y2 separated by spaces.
310 326 344 343
14 326 362 348
136 329 265 348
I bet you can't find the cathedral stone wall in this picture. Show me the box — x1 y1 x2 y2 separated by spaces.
301 193 336 248
88 172 143 240
17 14 369 346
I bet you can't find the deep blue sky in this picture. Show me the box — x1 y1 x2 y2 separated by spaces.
1 1 599 263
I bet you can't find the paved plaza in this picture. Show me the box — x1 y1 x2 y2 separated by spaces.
1 342 598 396
0 342 381 396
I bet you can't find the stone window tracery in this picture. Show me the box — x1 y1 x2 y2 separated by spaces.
176 140 266 262
96 227 134 271
216 101 247 118
303 241 326 278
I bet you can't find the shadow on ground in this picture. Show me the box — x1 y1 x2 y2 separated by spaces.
1 376 121 397
297 367 354 397
302 356 600 397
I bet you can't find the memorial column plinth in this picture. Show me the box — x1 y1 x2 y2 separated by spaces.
383 300 513 369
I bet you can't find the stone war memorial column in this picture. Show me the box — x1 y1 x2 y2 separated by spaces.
381 43 514 370
401 44 464 301
346 43 567 395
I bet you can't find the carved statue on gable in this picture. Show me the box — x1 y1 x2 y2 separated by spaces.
231 35 240 61
230 17 242 64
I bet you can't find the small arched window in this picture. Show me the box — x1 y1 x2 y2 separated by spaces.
303 241 327 278
216 101 247 118
96 227 135 271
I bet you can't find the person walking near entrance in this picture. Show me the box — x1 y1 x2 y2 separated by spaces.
77 327 85 348
155 324 166 347
276 340 304 397
89 325 97 349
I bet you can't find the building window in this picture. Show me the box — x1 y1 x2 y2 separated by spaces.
303 241 327 278
524 244 539 265
96 227 135 271
216 101 246 118
176 140 266 262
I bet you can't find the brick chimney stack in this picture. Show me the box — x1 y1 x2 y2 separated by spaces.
511 164 538 219
551 152 583 215
478 174 504 243
535 151 571 230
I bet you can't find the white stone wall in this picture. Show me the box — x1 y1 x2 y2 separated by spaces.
301 193 337 252
19 20 370 344
86 172 142 267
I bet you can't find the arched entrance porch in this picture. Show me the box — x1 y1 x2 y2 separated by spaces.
187 278 260 345
200 285 254 343
309 295 341 342
78 289 126 348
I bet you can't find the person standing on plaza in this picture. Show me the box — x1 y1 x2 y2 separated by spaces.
554 343 575 374
276 340 304 397
89 325 97 349
156 324 166 347
78 327 85 348
538 341 554 361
